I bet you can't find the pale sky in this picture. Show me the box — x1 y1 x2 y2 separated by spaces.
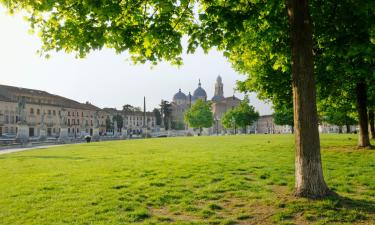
0 7 272 115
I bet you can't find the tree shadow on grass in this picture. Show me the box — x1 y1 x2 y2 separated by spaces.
273 187 375 224
333 195 375 214
287 194 375 224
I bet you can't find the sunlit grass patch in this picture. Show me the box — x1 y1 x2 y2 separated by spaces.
0 134 373 224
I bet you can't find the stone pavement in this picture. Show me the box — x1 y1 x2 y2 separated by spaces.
0 144 65 155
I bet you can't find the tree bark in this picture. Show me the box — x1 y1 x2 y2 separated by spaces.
356 82 371 147
338 126 342 134
287 0 330 198
369 109 375 139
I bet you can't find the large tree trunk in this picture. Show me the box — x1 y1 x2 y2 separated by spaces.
356 81 371 147
369 109 374 139
287 0 330 199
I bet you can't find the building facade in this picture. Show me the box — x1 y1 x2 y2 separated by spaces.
103 107 157 134
252 115 358 134
170 76 241 132
0 84 110 139
251 115 293 134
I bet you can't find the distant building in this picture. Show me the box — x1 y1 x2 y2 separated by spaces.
253 115 293 134
253 115 357 134
318 122 357 133
169 76 241 132
0 84 107 138
103 107 157 134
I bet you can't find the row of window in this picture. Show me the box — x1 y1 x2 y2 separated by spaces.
68 128 80 133
126 121 155 127
2 115 16 124
68 111 93 117
29 108 104 119
67 119 99 126
0 126 16 134
127 116 155 121
30 108 57 116
67 128 94 134
67 111 105 119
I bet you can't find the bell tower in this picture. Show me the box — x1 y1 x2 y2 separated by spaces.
214 75 224 98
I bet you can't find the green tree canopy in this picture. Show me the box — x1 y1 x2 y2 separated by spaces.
184 99 213 134
221 95 259 132
160 100 172 130
112 114 123 129
105 116 112 131
153 108 162 126
318 95 357 133
312 0 375 147
273 106 294 129
321 109 357 133
123 104 141 112
221 110 237 130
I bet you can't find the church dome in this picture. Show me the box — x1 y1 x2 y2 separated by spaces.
193 80 207 100
173 89 187 102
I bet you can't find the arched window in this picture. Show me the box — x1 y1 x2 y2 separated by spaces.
30 108 34 114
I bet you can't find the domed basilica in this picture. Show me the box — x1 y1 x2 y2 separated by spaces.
170 76 241 132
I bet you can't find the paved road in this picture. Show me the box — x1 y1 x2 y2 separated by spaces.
0 144 65 155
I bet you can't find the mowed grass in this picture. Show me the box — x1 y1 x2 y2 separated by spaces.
0 135 374 225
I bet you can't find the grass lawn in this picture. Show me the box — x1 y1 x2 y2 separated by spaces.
0 134 374 225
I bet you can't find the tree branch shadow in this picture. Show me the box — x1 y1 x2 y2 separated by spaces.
333 195 375 214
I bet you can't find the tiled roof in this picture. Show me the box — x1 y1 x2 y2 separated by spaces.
0 84 101 110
